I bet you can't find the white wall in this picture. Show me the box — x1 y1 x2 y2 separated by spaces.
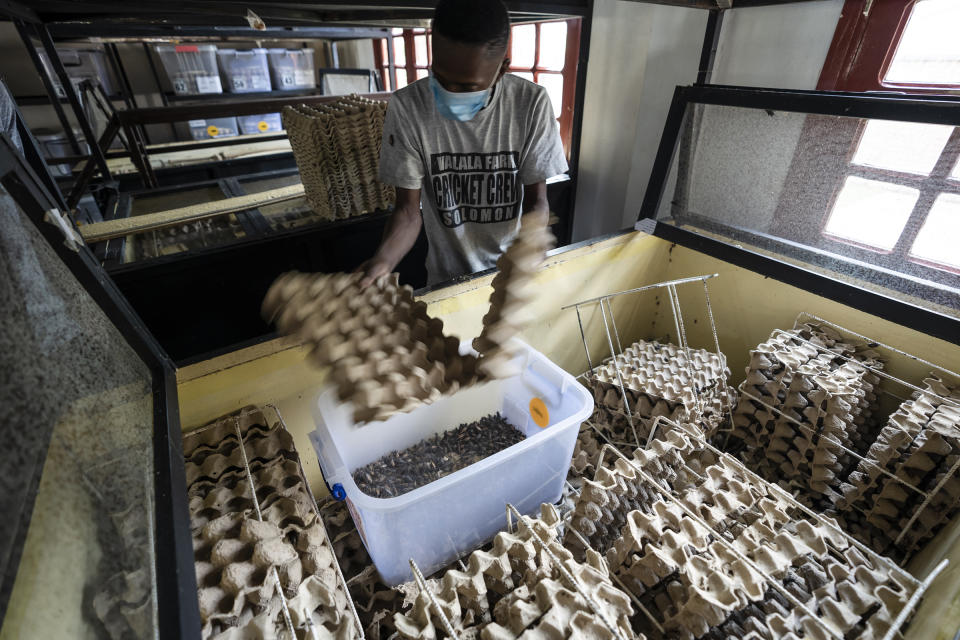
572 0 844 242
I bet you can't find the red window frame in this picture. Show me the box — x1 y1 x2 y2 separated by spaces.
818 0 960 94
373 19 581 157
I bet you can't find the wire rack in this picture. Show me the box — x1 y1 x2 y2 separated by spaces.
563 273 734 449
182 404 365 640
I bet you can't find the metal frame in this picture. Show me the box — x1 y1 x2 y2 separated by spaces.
0 134 201 638
637 84 960 347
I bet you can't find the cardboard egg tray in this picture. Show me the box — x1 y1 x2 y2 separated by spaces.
393 504 638 640
183 407 359 640
730 323 884 508
837 375 960 561
563 423 921 640
262 223 551 425
586 339 734 449
282 95 394 220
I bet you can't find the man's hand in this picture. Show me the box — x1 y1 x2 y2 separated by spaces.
356 255 395 288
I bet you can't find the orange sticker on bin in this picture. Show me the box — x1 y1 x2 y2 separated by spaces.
207 125 219 137
529 398 549 428
257 120 270 132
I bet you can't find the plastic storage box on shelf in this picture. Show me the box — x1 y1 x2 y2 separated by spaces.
238 112 283 135
216 48 272 93
155 44 221 96
34 129 89 177
187 117 239 140
267 48 316 90
37 48 115 98
309 340 593 586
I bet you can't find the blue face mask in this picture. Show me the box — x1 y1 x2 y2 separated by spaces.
430 75 491 122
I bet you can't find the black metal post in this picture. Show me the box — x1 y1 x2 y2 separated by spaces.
696 9 724 85
13 20 83 156
34 24 113 181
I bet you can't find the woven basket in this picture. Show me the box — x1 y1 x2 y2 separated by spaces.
283 95 395 220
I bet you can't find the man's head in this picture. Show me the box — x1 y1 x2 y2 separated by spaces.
431 0 511 93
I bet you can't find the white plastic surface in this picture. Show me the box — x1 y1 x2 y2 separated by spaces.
217 48 272 93
238 113 283 135
309 340 592 586
267 48 316 90
187 117 239 140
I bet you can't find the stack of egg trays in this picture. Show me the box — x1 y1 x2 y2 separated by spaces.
563 421 926 640
579 338 734 468
182 405 362 639
393 504 638 640
836 375 960 563
729 322 884 509
282 95 394 220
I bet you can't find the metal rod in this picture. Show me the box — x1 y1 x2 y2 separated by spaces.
702 279 736 442
232 417 297 640
264 404 365 639
599 300 641 448
738 385 929 497
408 558 460 640
603 297 623 356
667 283 704 420
794 312 960 382
770 328 960 410
575 304 595 376
879 559 949 640
594 443 848 640
894 454 960 548
505 504 627 640
561 273 718 310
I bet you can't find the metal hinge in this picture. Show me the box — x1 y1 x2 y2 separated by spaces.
44 208 83 252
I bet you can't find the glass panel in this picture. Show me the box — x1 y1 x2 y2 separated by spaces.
511 24 536 69
910 192 960 270
0 184 157 639
538 73 564 118
884 0 960 85
952 157 960 180
512 71 534 82
852 119 954 175
395 68 408 90
539 22 567 71
823 176 918 250
414 35 428 66
393 36 405 67
415 68 428 80
654 102 960 315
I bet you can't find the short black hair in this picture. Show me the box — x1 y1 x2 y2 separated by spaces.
432 0 510 57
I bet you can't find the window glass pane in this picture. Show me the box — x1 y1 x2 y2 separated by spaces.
415 68 428 80
539 22 567 71
824 176 919 250
538 73 564 118
951 157 960 180
511 71 534 82
393 36 405 67
852 119 954 175
395 68 408 90
511 24 536 69
414 36 428 66
884 0 960 85
910 192 960 270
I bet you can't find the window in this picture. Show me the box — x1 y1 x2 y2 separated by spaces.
374 19 581 156
882 0 960 88
821 119 960 272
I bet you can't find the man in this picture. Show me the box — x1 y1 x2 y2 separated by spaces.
359 0 568 287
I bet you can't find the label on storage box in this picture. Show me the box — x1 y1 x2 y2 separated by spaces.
294 69 313 85
195 75 222 94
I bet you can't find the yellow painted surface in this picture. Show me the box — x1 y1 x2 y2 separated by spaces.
177 230 960 638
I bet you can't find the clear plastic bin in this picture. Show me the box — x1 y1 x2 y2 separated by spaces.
155 44 222 96
187 117 239 140
309 340 593 586
238 113 282 135
37 48 115 98
217 48 272 93
267 48 316 90
34 129 89 177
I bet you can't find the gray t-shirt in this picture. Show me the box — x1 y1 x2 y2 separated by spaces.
379 74 568 285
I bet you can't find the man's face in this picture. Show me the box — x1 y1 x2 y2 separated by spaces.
431 32 508 93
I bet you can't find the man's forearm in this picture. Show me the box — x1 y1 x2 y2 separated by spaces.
374 203 422 268
521 181 550 228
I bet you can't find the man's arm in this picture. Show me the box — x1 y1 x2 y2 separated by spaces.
521 180 549 229
358 187 422 287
